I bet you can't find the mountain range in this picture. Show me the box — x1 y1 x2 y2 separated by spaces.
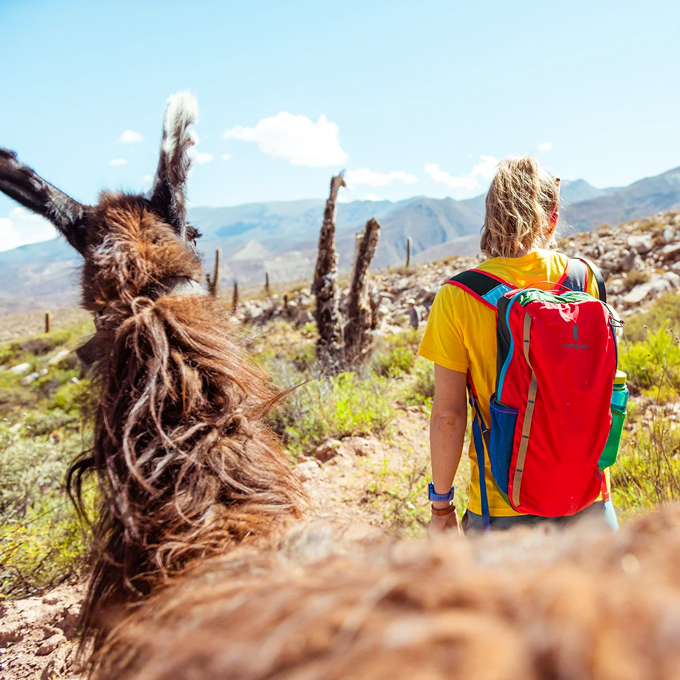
1 166 680 315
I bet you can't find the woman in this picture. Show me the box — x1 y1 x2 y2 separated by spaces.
418 155 618 533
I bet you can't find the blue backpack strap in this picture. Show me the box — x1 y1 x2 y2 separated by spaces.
446 270 515 310
468 382 491 531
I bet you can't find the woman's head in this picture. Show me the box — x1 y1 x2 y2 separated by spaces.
481 156 560 258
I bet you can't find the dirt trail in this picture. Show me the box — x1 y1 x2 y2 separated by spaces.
0 583 84 680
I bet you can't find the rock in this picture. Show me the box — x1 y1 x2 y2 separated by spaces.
47 350 70 365
21 372 41 385
663 226 676 244
623 278 672 304
623 283 653 304
314 439 342 463
627 234 653 255
35 633 65 656
664 271 680 288
619 250 638 271
295 309 313 326
7 362 31 374
295 460 321 481
40 656 65 679
21 368 47 386
660 242 680 262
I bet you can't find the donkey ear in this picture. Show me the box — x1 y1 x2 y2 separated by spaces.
147 92 198 241
0 149 89 254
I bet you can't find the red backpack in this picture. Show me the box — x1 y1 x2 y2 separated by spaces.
447 258 618 528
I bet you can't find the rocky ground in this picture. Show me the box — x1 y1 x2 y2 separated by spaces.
2 211 679 346
236 210 680 332
0 584 84 680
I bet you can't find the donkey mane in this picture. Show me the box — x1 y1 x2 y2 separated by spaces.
0 93 305 650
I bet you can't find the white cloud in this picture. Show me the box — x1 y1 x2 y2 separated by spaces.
424 155 499 197
120 130 144 144
471 155 499 181
363 193 382 201
424 163 479 192
345 168 417 188
193 151 213 164
0 207 58 253
538 142 553 152
109 158 128 167
221 153 231 162
223 112 348 167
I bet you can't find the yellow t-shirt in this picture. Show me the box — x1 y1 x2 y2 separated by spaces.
418 250 605 517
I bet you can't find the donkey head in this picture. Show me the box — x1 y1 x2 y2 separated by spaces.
0 92 204 313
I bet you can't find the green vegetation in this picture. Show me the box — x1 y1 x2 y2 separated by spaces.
624 292 680 342
0 325 94 599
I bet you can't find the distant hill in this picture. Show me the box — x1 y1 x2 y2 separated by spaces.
562 167 680 232
1 165 680 314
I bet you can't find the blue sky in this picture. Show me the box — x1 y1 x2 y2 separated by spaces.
1 0 679 250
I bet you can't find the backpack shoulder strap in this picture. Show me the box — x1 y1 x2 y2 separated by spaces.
561 257 607 303
445 269 515 310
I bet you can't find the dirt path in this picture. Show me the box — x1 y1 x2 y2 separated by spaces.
0 583 84 680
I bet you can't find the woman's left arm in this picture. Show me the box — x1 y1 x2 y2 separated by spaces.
429 364 468 534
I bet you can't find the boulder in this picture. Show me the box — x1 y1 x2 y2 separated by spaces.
7 362 31 374
627 234 653 255
660 242 680 262
314 439 343 463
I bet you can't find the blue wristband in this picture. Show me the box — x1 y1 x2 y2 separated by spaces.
428 482 454 502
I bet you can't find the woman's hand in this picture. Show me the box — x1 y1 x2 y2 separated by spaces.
428 506 460 536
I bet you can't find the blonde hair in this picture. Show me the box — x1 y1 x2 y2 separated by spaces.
480 156 560 258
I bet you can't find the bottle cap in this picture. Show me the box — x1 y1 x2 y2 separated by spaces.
614 370 627 386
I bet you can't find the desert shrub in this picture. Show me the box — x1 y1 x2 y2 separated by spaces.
620 326 680 393
0 485 95 599
372 346 415 378
271 371 395 456
0 418 94 597
612 407 680 519
621 269 649 292
624 292 680 342
405 358 435 406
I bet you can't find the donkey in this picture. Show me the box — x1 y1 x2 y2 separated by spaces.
0 93 305 649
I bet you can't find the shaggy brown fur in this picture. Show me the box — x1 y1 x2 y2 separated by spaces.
0 94 305 650
90 506 680 679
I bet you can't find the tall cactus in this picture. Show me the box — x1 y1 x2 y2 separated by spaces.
312 172 345 367
206 248 221 296
345 218 381 363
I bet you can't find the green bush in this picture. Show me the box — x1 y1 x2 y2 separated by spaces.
405 358 435 406
624 292 680 342
620 326 680 393
612 410 680 519
372 346 416 378
0 418 94 597
272 371 395 456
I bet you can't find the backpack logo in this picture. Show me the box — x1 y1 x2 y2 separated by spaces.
563 324 590 350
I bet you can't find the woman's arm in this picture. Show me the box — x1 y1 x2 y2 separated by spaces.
429 364 468 533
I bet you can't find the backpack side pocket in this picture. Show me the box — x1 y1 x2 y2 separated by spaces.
489 395 518 496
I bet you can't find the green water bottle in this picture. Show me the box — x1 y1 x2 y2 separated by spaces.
599 370 628 470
